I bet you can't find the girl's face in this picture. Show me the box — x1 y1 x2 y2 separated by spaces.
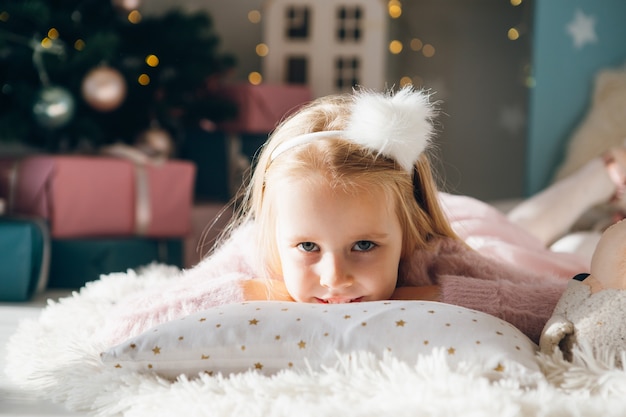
273 178 403 303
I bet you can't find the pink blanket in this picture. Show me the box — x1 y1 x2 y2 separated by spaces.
440 193 588 277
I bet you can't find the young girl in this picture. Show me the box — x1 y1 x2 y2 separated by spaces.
102 86 618 346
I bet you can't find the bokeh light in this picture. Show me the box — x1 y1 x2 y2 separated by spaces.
399 76 413 87
145 54 159 67
47 28 59 39
256 43 269 57
410 38 423 51
389 40 403 54
508 28 520 40
248 10 261 23
128 10 142 24
138 74 150 85
248 72 262 85
422 44 435 58
388 1 402 18
41 37 53 49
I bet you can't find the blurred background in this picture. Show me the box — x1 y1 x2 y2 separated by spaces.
1 0 626 293
2 0 625 201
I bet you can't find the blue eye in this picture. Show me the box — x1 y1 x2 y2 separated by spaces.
298 242 319 252
353 241 376 251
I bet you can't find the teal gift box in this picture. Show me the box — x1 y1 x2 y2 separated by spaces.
0 217 50 302
48 238 183 289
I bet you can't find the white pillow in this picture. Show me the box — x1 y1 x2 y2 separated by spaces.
101 300 539 379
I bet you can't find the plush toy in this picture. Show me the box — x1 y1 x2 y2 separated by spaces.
539 219 626 362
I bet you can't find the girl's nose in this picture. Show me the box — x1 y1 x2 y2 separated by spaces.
319 253 353 289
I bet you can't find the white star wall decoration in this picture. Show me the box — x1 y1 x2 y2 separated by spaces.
566 9 598 49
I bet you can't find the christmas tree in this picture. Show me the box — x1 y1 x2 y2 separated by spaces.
0 0 237 152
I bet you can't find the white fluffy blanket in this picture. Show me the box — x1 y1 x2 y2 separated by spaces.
5 264 626 417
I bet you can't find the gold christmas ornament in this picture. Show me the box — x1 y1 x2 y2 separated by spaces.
112 0 142 12
81 66 127 112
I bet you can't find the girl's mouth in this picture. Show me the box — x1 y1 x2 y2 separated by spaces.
316 297 363 304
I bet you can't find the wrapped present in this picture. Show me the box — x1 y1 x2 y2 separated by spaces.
0 217 49 302
48 237 183 289
0 155 196 238
219 83 312 134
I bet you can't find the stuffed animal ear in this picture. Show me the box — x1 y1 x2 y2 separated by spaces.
589 219 626 290
539 314 575 357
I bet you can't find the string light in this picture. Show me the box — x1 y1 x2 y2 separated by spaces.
248 72 262 85
510 0 522 6
399 76 412 87
508 28 520 40
255 43 269 57
410 38 423 51
388 0 402 19
40 37 53 49
74 39 85 50
389 40 403 54
128 10 141 24
145 54 159 67
422 44 435 58
47 28 59 39
138 74 150 85
0 11 9 22
248 10 261 24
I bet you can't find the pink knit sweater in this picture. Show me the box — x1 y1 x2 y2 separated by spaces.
102 193 588 345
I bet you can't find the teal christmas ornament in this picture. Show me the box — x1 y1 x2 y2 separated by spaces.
32 86 76 129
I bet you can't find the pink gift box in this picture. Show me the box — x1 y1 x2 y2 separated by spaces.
0 156 196 238
219 83 312 133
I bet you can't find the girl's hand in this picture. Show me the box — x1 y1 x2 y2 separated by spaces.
240 279 295 301
390 285 441 302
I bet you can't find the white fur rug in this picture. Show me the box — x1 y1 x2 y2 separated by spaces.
5 264 626 417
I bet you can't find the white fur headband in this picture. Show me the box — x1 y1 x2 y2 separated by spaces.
270 86 436 172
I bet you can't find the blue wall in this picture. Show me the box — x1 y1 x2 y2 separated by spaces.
527 0 626 195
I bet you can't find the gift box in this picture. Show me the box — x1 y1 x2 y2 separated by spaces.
0 155 196 238
219 83 312 134
48 237 183 289
0 217 50 302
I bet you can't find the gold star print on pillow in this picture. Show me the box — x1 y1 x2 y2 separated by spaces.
101 300 539 380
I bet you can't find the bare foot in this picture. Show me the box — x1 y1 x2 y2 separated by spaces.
604 145 626 212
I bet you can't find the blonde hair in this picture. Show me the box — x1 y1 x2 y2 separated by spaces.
217 91 461 279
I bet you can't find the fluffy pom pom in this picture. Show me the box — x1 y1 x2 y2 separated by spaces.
346 86 436 172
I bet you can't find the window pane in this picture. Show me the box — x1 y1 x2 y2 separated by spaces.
286 57 307 84
336 6 362 42
286 6 310 39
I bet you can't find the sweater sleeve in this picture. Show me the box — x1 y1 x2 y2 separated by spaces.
439 274 567 344
100 224 261 346
101 272 250 346
399 237 571 343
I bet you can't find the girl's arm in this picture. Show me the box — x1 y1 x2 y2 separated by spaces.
240 279 295 301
